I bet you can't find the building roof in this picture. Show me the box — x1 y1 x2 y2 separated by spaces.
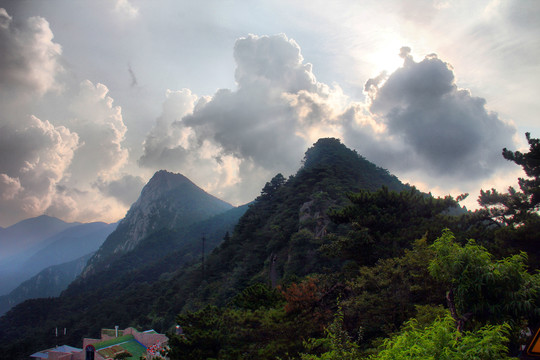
30 345 82 358
30 351 48 359
93 334 147 360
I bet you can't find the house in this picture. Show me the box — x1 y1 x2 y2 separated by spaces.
31 345 82 360
30 327 168 360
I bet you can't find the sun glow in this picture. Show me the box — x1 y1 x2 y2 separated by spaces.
367 46 406 75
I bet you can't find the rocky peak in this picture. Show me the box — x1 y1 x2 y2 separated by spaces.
82 170 233 276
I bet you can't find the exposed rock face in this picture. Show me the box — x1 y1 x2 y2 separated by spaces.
298 192 334 239
82 170 233 276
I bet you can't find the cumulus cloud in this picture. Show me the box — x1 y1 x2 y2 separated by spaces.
0 9 137 226
63 80 129 183
0 6 521 225
139 35 517 206
139 88 199 169
358 51 515 181
233 34 317 92
0 8 62 96
0 116 79 226
139 34 349 203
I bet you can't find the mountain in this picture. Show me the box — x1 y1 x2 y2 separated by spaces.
0 216 82 295
0 215 79 262
0 253 93 316
154 138 409 306
0 139 417 358
20 222 117 278
0 221 115 296
82 170 233 277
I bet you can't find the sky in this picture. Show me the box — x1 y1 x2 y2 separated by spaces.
0 0 539 227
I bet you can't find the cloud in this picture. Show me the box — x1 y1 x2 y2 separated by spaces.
0 116 79 226
0 9 137 226
347 50 516 186
139 34 350 203
233 34 317 93
139 35 517 207
0 5 523 225
114 0 139 18
139 88 199 169
95 174 145 206
63 80 129 183
0 8 62 96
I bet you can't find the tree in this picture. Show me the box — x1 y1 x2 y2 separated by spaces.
167 305 224 360
259 173 286 200
479 132 540 226
340 237 446 342
371 315 513 360
503 132 540 209
428 229 540 334
325 186 457 264
300 306 362 360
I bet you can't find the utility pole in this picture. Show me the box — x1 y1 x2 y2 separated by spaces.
201 235 206 280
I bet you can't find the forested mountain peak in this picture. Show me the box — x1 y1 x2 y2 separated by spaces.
297 138 405 193
302 137 360 169
183 138 408 305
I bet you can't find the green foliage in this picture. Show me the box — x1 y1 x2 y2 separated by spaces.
340 237 446 341
168 305 224 360
479 132 540 226
503 132 540 209
429 229 540 329
230 283 283 310
371 315 513 360
325 186 457 264
301 306 362 360
168 283 328 360
3 137 539 360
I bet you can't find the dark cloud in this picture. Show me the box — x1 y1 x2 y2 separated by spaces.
95 174 145 206
360 52 515 180
140 37 518 206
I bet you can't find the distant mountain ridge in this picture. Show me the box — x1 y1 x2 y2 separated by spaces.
82 170 233 277
0 215 80 262
0 216 83 295
0 253 93 316
0 220 115 296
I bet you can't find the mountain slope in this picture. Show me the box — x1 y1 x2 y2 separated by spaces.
0 138 415 358
82 170 233 276
0 253 93 316
21 222 116 278
0 216 81 295
158 138 408 307
0 221 115 297
0 215 79 263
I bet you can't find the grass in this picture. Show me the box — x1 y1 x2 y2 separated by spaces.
94 335 148 360
94 334 134 349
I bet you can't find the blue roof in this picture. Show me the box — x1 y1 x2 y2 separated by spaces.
54 345 82 353
30 351 48 358
31 345 82 358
